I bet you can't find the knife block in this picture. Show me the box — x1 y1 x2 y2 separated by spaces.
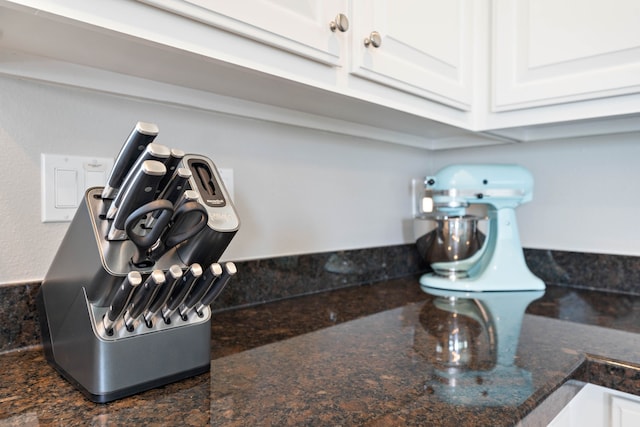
37 188 212 403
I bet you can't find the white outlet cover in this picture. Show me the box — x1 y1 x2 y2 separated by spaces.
218 168 234 202
41 153 114 222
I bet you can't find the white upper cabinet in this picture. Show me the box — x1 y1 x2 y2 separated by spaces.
139 0 347 66
139 0 477 111
492 0 640 112
351 0 476 111
1 0 639 147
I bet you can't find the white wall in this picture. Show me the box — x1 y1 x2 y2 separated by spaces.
2 75 639 286
0 76 432 285
433 134 640 256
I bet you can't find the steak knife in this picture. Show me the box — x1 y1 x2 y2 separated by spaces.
123 270 165 331
143 265 183 327
101 121 159 199
102 271 142 334
194 262 237 316
161 263 202 323
107 160 166 241
178 263 223 319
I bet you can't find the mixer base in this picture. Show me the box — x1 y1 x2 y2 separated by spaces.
419 272 545 292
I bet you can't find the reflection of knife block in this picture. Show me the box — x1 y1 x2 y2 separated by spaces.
38 154 239 403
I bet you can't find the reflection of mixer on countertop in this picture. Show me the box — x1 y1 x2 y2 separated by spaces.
415 288 544 406
414 164 545 292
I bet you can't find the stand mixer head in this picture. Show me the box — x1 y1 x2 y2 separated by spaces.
415 164 544 292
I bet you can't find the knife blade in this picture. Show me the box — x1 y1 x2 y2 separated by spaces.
143 265 183 327
106 143 171 219
178 263 223 319
107 160 166 241
194 261 237 317
125 199 174 267
161 263 202 323
101 121 159 199
146 167 191 227
123 269 165 331
102 271 142 335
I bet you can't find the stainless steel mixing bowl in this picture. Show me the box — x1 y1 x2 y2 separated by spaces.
416 215 486 278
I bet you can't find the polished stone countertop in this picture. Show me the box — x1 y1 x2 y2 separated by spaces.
1 277 640 426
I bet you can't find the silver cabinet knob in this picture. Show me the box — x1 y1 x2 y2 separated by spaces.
364 31 382 48
329 13 349 32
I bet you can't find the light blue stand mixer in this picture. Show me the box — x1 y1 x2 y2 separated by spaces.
415 164 544 292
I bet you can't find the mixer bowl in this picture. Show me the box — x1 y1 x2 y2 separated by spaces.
416 215 487 278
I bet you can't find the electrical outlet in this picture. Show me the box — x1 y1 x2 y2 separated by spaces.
41 154 114 222
218 168 234 202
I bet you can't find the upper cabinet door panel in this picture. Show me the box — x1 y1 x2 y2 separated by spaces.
493 0 640 112
139 0 347 66
350 0 475 111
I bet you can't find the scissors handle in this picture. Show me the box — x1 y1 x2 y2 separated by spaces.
125 199 174 267
163 201 209 248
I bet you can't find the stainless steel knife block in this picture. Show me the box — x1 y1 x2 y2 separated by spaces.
37 155 239 403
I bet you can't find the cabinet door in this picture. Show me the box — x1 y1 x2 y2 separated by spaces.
138 0 347 66
493 0 640 112
350 0 476 111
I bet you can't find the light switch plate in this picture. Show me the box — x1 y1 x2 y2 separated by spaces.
41 153 114 222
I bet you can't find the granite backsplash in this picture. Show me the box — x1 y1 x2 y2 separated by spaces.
1 245 639 354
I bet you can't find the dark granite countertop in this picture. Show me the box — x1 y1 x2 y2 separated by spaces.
1 276 640 426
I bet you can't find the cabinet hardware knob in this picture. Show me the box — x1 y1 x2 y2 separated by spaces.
329 13 349 32
364 31 382 48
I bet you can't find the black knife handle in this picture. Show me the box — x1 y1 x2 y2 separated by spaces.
102 122 159 199
124 270 165 331
162 263 203 322
147 168 191 226
107 160 166 241
175 190 200 209
179 263 223 318
156 148 185 195
143 265 183 324
103 271 142 334
160 168 192 206
106 143 171 219
195 262 237 316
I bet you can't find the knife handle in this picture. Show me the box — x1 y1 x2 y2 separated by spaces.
179 263 223 319
160 168 191 205
102 271 142 334
175 190 200 209
146 168 191 227
162 263 203 323
101 121 159 199
143 265 183 325
106 143 171 219
156 148 185 196
107 160 166 241
195 262 237 316
123 270 165 331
